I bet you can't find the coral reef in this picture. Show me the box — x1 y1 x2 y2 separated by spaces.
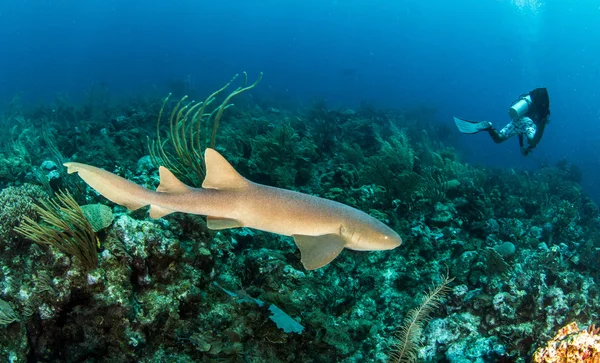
0 82 598 362
533 322 600 362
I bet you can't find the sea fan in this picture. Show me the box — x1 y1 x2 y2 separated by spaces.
388 273 453 363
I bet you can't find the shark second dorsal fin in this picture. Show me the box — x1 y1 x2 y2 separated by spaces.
202 148 249 190
157 166 190 193
149 167 189 219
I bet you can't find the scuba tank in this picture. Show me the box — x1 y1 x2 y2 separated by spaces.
509 94 532 120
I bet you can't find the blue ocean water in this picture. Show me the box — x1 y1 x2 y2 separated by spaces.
2 1 598 201
1 1 600 361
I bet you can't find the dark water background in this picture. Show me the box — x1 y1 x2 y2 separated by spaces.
1 0 599 201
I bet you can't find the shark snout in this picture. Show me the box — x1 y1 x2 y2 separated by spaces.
381 232 402 250
354 228 402 251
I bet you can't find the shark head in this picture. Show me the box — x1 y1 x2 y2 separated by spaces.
342 214 402 252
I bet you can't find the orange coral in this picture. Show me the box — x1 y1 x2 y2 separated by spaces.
533 322 600 363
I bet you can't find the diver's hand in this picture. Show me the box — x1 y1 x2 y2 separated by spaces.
521 146 532 156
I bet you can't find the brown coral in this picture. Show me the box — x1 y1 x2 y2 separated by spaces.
533 322 600 363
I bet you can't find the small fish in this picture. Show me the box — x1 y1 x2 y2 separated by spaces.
64 149 402 270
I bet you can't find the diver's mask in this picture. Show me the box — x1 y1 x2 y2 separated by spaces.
509 94 532 120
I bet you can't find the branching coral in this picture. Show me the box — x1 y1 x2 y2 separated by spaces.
388 273 453 362
0 298 19 325
149 72 262 186
418 167 448 206
379 127 414 172
362 127 417 203
249 123 317 186
14 190 98 270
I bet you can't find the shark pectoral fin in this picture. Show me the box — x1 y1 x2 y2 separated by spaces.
207 216 244 230
149 205 176 219
292 234 346 270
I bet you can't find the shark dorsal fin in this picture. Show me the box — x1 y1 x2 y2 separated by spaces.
202 148 249 190
149 167 190 219
157 166 190 193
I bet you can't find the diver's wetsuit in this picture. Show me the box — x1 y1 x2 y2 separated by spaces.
488 88 550 155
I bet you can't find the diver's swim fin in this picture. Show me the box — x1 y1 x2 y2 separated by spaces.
453 117 492 134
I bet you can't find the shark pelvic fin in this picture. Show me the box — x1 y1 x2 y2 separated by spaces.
292 234 346 270
202 148 249 190
149 205 175 219
207 216 244 230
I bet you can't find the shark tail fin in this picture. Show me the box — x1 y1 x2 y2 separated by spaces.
453 117 492 134
63 162 151 211
202 148 250 190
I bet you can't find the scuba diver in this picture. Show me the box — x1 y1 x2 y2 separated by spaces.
453 88 551 156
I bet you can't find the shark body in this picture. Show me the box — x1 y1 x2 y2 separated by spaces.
64 148 402 269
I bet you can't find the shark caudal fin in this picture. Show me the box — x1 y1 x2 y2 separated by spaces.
63 162 151 210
